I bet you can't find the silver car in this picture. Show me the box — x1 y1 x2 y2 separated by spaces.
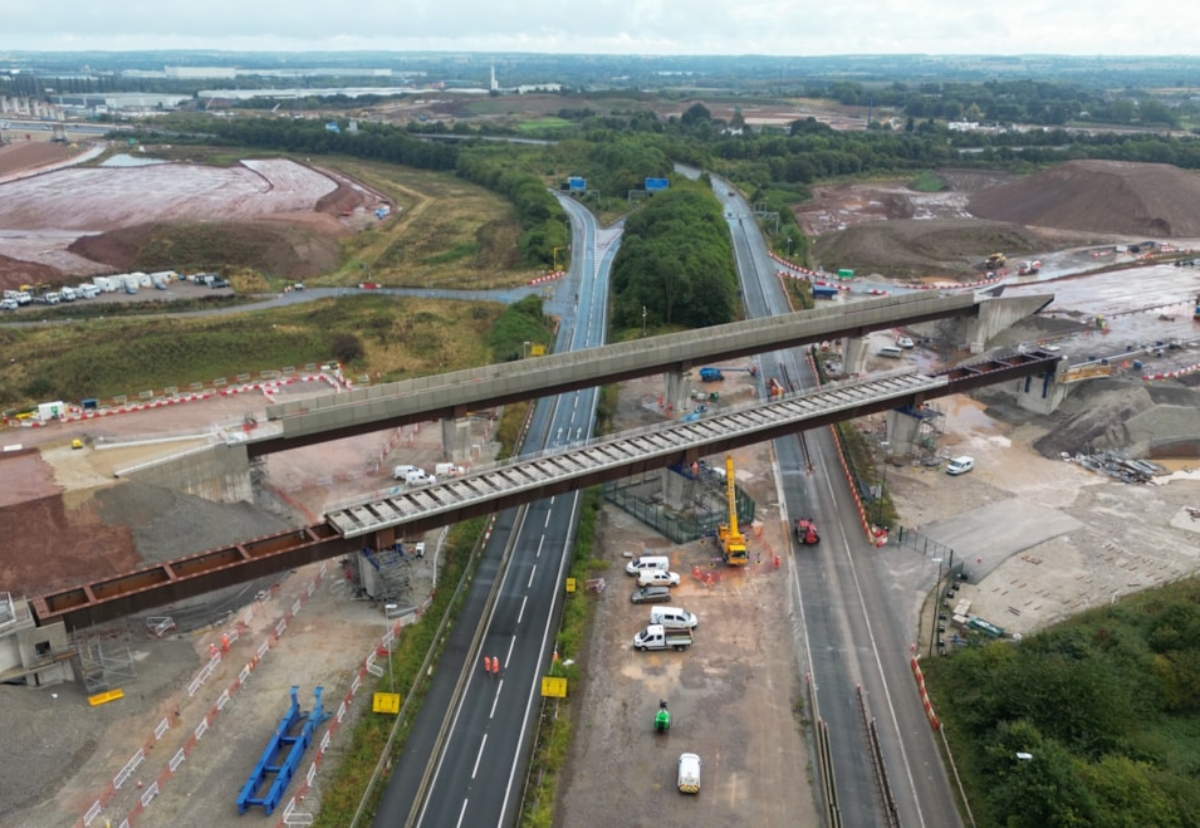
630 586 672 604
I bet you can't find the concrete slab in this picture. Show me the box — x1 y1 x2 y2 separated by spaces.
919 497 1084 581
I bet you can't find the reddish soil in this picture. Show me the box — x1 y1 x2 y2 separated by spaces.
0 450 137 597
0 253 64 290
0 156 378 279
802 169 1101 280
0 140 81 178
67 219 343 281
969 159 1200 238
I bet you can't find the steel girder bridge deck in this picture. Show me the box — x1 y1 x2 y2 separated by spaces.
32 350 1061 631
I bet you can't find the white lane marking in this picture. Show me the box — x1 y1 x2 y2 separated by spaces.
517 595 528 625
490 680 503 719
527 565 537 589
471 734 488 780
455 799 469 828
505 636 516 669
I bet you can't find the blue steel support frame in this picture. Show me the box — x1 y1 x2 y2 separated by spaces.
235 686 327 816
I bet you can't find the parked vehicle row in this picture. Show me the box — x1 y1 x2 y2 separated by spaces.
624 552 703 794
3 283 102 311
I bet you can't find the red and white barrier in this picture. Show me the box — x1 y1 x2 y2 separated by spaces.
77 563 331 828
528 270 565 286
911 656 941 730
1143 362 1200 382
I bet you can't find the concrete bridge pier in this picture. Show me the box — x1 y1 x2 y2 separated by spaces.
842 336 869 376
884 407 926 457
662 466 696 511
664 370 690 415
439 417 473 463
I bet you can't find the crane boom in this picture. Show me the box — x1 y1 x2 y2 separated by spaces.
718 454 748 566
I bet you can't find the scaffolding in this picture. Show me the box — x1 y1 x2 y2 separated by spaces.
355 545 413 603
74 636 138 695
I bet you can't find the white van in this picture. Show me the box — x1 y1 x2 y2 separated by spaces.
434 462 463 477
677 753 701 794
625 555 670 577
60 286 77 301
392 464 419 480
406 469 436 487
650 606 697 630
878 346 904 359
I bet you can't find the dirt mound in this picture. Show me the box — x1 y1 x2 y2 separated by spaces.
935 168 1020 194
814 218 1045 279
969 160 1200 238
0 252 64 292
0 489 138 597
0 140 81 179
68 220 342 280
0 480 291 598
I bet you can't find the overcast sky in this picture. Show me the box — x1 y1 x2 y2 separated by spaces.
2 1 1199 55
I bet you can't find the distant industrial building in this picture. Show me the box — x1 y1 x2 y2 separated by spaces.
47 92 193 115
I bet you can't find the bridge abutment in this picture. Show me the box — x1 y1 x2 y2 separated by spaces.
1011 364 1072 415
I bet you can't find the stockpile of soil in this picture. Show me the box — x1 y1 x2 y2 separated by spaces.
969 160 1200 238
0 480 290 598
0 253 64 291
68 220 342 280
814 218 1045 279
0 141 80 178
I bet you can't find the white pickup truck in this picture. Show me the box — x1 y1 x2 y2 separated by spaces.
633 624 693 652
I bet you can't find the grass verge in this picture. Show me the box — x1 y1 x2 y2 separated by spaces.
910 170 947 192
0 294 504 411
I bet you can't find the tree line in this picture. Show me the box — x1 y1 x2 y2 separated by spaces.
926 578 1200 827
609 182 738 331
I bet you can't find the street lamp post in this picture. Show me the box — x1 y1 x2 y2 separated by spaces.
522 341 531 359
787 236 793 257
930 557 944 657
642 306 647 338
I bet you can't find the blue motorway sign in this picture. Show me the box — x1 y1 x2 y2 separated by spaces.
568 177 586 191
645 177 670 192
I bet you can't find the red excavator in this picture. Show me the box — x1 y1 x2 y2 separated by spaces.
795 518 820 545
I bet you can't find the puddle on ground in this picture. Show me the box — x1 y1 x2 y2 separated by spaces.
943 396 1001 434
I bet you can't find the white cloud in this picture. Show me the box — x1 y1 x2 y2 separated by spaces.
1 0 1199 54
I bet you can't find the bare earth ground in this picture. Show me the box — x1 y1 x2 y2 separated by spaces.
884 394 1200 642
0 154 382 281
0 383 496 827
0 159 338 232
0 138 84 178
557 373 818 828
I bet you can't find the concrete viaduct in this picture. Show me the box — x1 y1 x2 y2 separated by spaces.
247 291 1053 458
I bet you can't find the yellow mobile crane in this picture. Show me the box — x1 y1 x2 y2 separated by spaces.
717 455 748 566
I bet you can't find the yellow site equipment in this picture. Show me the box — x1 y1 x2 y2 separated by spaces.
717 455 748 566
